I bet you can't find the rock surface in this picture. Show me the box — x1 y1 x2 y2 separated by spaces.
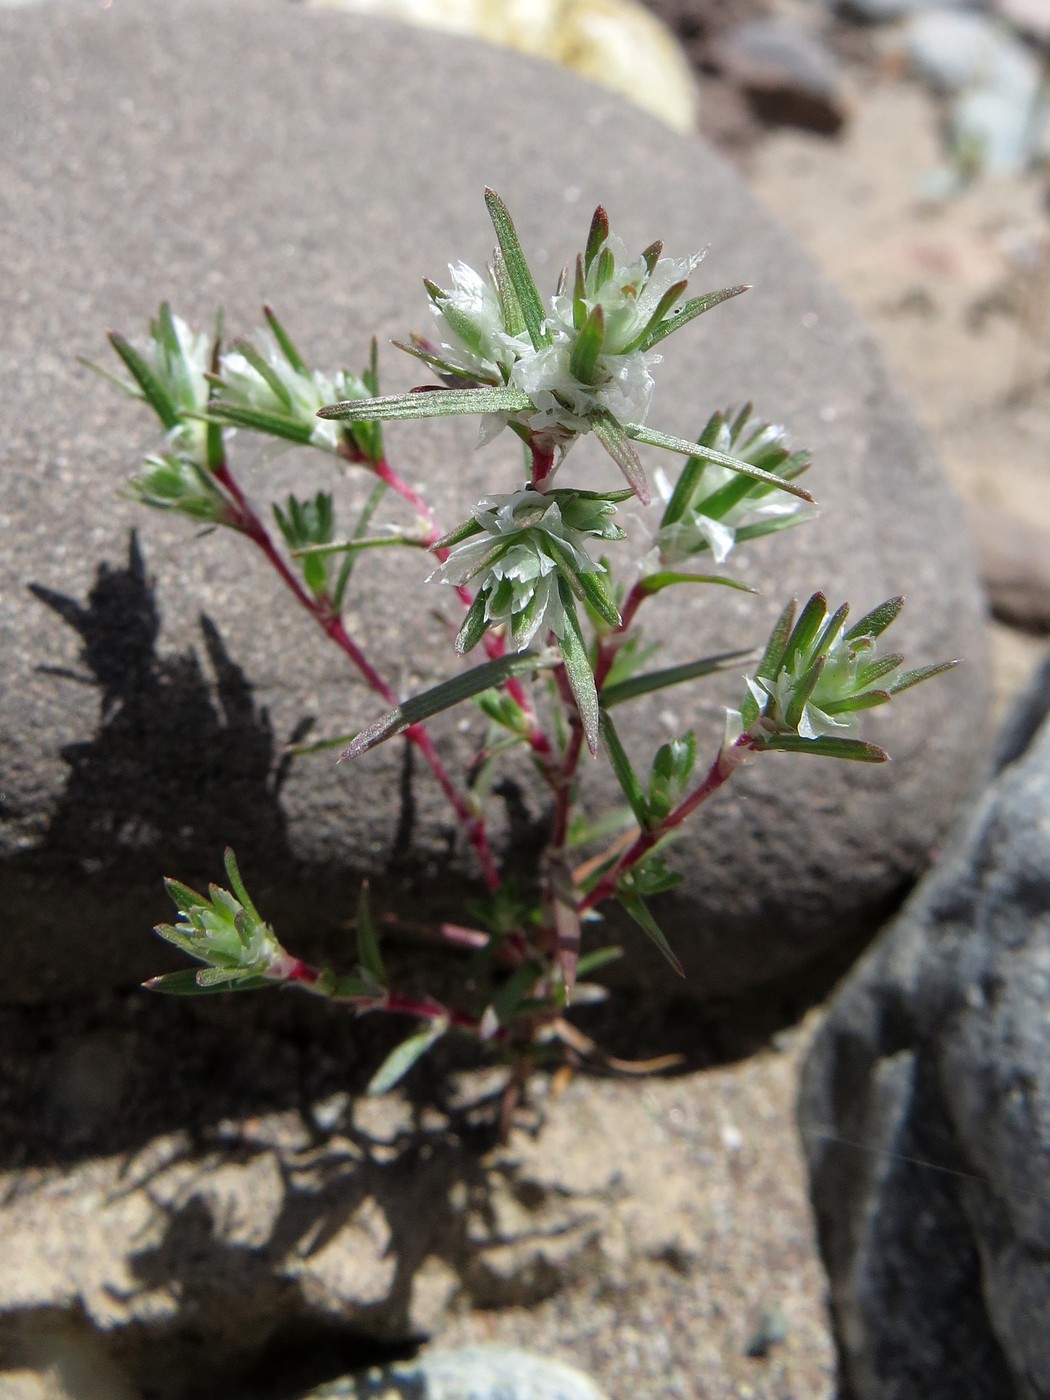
306 0 699 133
799 653 1050 1400
0 0 988 1004
302 1347 609 1399
0 1036 834 1400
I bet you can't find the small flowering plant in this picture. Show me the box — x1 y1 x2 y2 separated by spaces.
97 191 954 1107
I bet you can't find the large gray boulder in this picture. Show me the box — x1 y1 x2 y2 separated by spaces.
799 647 1050 1400
0 0 987 1002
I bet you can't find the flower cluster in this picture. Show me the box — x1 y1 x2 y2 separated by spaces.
431 488 624 653
650 406 812 569
725 592 957 762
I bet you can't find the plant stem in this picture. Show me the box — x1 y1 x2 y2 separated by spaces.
578 731 756 912
213 460 502 891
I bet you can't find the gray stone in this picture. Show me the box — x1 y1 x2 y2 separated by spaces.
834 0 985 24
0 0 987 1004
905 7 1040 92
711 17 848 134
799 683 1050 1400
306 1347 609 1399
973 504 1050 635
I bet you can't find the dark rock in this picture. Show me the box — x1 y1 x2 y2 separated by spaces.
973 504 1050 635
799 685 1050 1400
0 0 987 1004
712 18 849 134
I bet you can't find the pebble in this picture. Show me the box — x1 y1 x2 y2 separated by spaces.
300 1347 610 1400
712 17 848 133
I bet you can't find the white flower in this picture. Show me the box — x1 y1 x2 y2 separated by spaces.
430 261 529 382
144 313 211 460
430 489 609 651
220 337 364 451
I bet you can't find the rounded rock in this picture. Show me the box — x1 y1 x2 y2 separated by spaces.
0 0 988 1004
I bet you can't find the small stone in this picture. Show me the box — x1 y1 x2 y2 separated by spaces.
303 1347 610 1399
904 9 1038 92
833 0 983 24
972 505 1050 635
712 18 848 134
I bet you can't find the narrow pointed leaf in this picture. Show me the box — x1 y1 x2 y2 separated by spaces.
821 689 892 715
572 254 587 330
162 877 209 915
367 1021 448 1096
626 424 814 502
262 304 308 374
640 239 664 274
455 593 491 655
639 285 750 350
761 734 890 761
391 338 494 385
638 571 757 597
890 659 959 693
355 883 386 985
584 206 610 274
784 655 826 730
107 333 179 428
230 338 293 408
590 409 649 503
568 304 606 385
858 653 904 687
484 189 550 350
599 713 651 828
782 592 828 675
341 650 550 759
557 585 600 755
616 893 684 976
601 649 750 708
144 969 274 995
846 595 904 641
622 279 688 353
209 400 315 444
223 848 262 925
318 386 530 422
490 242 526 337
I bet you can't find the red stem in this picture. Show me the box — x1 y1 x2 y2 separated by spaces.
214 461 502 891
578 732 757 913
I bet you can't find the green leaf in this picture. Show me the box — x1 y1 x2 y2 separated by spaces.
625 423 814 502
341 650 550 759
367 1021 448 1096
107 332 179 429
599 712 651 828
639 285 750 350
568 304 606 385
209 400 315 445
484 189 551 350
638 571 757 597
616 892 684 976
263 304 309 375
491 962 545 1026
781 592 828 677
455 593 491 655
144 969 274 995
556 584 600 756
162 877 209 915
784 655 826 731
223 848 262 925
355 883 386 985
890 659 959 693
820 689 892 715
601 649 750 708
647 732 697 825
590 408 649 503
760 734 890 762
845 596 904 641
317 386 530 423
229 337 293 409
584 205 610 275
490 242 527 338
575 945 624 978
